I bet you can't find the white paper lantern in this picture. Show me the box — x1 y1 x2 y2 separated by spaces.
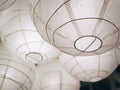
59 49 118 82
0 0 16 11
0 10 60 64
31 0 120 56
36 61 80 90
0 44 35 90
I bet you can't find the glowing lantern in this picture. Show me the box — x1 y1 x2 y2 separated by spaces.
0 44 35 90
59 49 118 82
36 61 80 90
31 0 120 56
0 10 60 64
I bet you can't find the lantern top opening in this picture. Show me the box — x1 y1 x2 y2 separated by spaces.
25 52 47 64
74 35 102 53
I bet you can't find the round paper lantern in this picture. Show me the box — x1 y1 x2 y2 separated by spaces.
0 10 60 64
59 49 118 82
0 0 16 11
36 61 80 90
31 0 120 56
0 44 35 90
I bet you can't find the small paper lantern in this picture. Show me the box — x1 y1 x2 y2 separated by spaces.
36 61 80 90
0 44 35 90
31 0 120 56
0 10 60 64
0 0 16 11
59 49 118 82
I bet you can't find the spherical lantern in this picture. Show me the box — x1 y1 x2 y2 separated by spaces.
0 44 35 90
0 10 60 64
36 61 80 90
31 0 120 56
59 49 118 82
0 0 16 11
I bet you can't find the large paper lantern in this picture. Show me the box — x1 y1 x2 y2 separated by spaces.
36 60 80 90
0 0 16 11
31 0 120 56
0 10 60 64
0 44 35 90
59 49 118 82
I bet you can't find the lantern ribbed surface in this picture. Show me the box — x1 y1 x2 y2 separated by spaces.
59 49 118 82
36 61 80 90
31 0 120 56
115 46 120 64
0 9 60 64
0 0 16 11
0 44 35 90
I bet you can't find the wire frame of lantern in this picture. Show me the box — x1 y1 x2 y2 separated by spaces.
115 46 120 64
0 10 60 64
36 61 80 90
0 44 35 90
80 68 120 90
2 0 31 13
40 71 80 90
59 49 118 82
31 0 120 56
0 0 16 12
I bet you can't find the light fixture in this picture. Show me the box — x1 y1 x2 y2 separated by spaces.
35 61 80 90
0 0 16 11
31 0 120 56
59 49 118 82
0 44 35 90
0 0 119 90
0 9 60 64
